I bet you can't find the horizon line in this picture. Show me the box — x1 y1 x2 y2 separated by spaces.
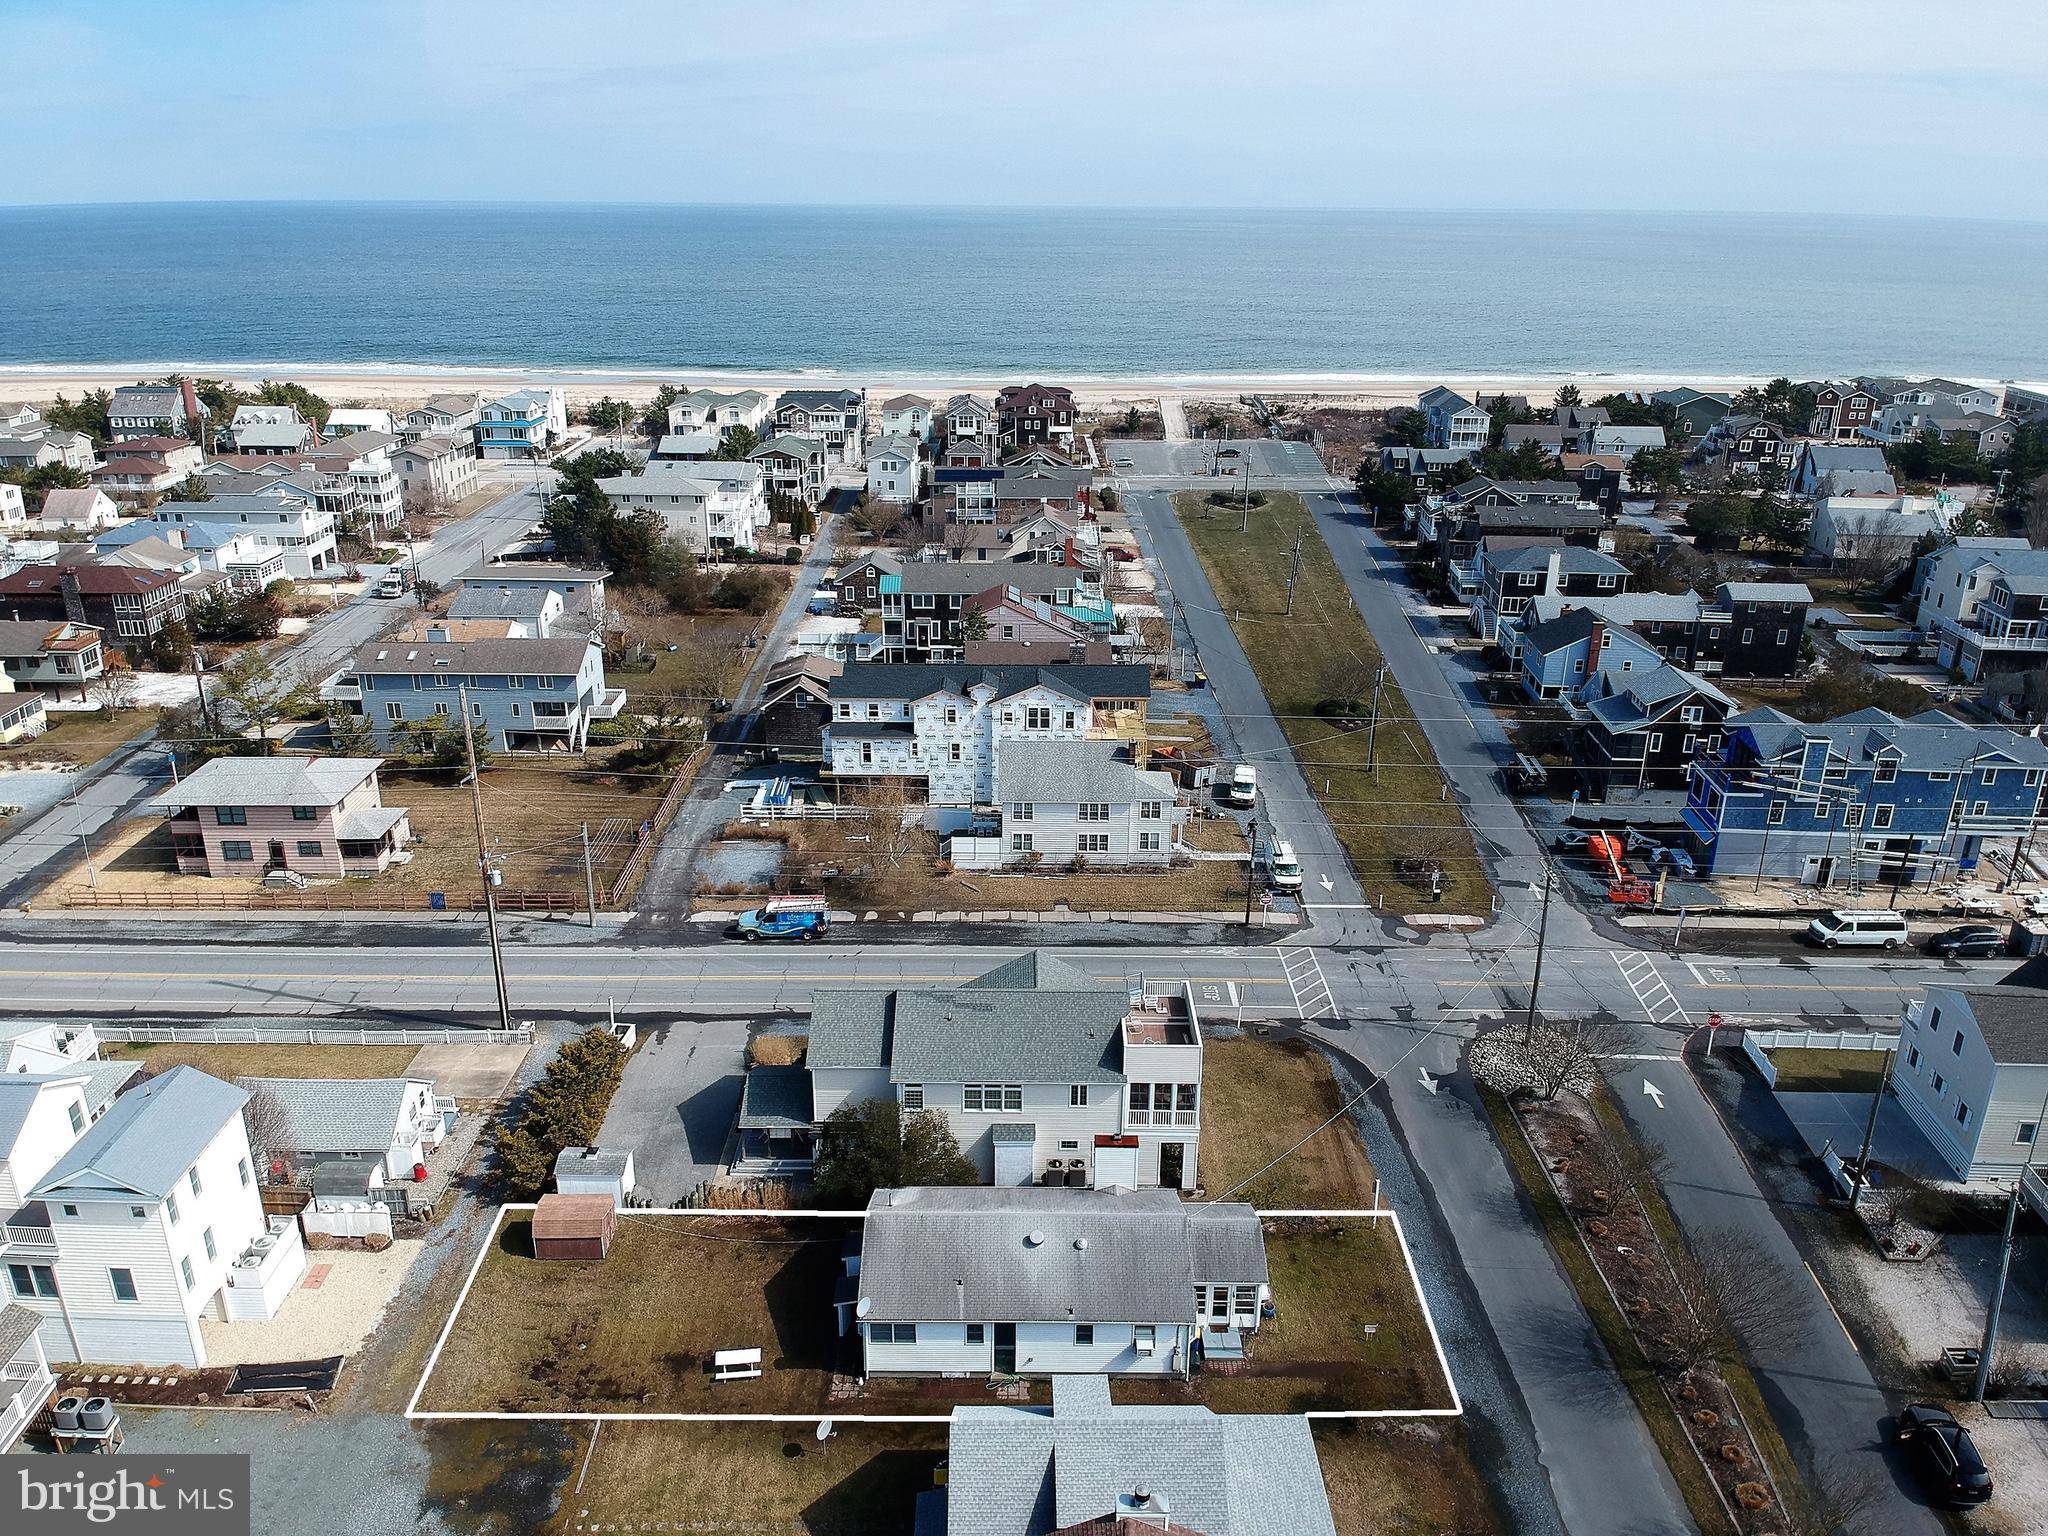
1 197 2044 229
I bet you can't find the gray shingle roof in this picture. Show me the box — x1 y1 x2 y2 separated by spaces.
808 951 1129 1085
737 1065 812 1130
1484 544 1628 578
996 740 1172 808
552 1146 633 1184
239 1077 426 1153
1734 708 2048 772
1956 987 2048 1064
1718 582 1814 603
777 389 861 412
831 663 1147 707
0 1302 42 1363
151 754 381 812
858 1187 1266 1325
349 636 593 676
33 1066 248 1201
453 562 608 585
942 1393 1335 1536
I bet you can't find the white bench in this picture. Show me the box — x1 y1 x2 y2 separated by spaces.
712 1348 763 1382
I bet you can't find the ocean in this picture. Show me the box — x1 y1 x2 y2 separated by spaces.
3 202 2045 381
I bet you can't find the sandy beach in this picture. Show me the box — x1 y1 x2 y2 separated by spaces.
0 363 1833 415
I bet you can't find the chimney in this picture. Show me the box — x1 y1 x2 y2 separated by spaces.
180 377 202 431
59 571 86 625
1545 547 1563 591
1589 620 1605 657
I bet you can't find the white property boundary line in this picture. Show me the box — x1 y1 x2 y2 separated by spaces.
405 1204 1462 1425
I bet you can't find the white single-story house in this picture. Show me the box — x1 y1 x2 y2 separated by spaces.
238 1076 447 1183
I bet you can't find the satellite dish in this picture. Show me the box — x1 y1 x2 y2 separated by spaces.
816 1419 834 1443
855 1296 871 1319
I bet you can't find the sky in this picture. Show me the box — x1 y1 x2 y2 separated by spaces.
3 0 2046 220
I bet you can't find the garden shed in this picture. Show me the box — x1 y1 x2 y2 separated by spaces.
531 1193 616 1260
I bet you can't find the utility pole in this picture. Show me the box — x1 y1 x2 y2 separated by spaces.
580 821 598 929
69 779 97 890
1284 532 1303 615
1847 1046 1895 1209
1242 818 1260 931
1521 862 1553 1045
1970 1181 2022 1403
1364 664 1387 774
190 647 213 736
459 685 513 1031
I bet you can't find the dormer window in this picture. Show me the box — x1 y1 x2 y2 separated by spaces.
1872 756 1900 784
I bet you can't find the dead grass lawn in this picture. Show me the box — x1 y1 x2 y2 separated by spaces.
1315 1419 1503 1535
105 1042 423 1080
1 707 159 767
1198 1036 1376 1208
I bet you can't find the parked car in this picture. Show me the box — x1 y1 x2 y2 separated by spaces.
731 897 830 943
1642 844 1699 879
1924 924 2007 959
1805 910 1910 950
1896 1403 1993 1507
1551 830 1592 856
1221 764 1258 808
1503 753 1548 794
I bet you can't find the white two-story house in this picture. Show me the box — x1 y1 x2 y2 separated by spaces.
594 462 771 553
665 388 772 438
950 739 1185 869
792 950 1206 1190
823 662 1151 807
850 1186 1267 1378
1891 983 2048 1183
152 485 338 579
878 393 935 443
4 1066 304 1368
864 433 923 504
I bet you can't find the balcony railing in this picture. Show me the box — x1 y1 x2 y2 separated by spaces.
1 1221 57 1252
1126 1108 1199 1129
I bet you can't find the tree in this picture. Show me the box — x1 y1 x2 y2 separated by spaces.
95 654 142 711
1469 1016 1634 1101
812 1097 978 1209
237 1081 297 1183
851 499 903 540
326 707 377 755
210 651 315 747
1628 447 1684 501
711 424 760 461
491 1026 628 1199
1552 384 1582 411
43 390 111 442
254 379 332 431
1474 440 1560 481
1662 1225 1808 1375
0 461 91 513
960 605 992 645
584 395 633 432
168 472 211 502
640 384 682 438
1682 491 1753 551
391 716 492 770
1731 376 1817 435
1353 459 1417 521
1885 427 1991 488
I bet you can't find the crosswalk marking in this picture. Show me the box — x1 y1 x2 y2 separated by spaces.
1274 944 1337 1022
1612 951 1690 1027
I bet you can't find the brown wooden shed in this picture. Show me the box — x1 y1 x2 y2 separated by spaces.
531 1193 616 1261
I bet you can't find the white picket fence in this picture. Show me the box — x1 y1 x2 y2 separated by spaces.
93 1023 534 1048
1742 1026 1896 1088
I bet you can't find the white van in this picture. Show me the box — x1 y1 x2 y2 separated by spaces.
375 568 408 599
1222 765 1258 808
1267 840 1303 891
1805 910 1910 950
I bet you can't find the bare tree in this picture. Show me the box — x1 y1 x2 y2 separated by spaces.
1522 1015 1634 1100
1662 1225 1809 1374
1777 1466 1886 1536
790 781 933 902
236 1080 297 1184
850 499 902 541
95 656 142 711
1582 1118 1671 1202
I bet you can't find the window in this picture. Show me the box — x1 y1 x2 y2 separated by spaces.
2019 1122 2039 1146
1070 1084 1089 1106
1139 832 1162 851
1025 707 1051 730
432 701 450 717
180 1256 195 1291
202 1227 216 1261
292 805 319 821
1956 1101 1973 1128
8 1263 57 1299
902 1084 923 1110
1075 1324 1095 1346
1741 629 1754 644
1078 803 1109 822
965 1323 985 1344
220 840 255 862
1873 757 1899 784
1767 800 1786 826
1776 629 1789 644
189 1167 202 1197
1972 801 1989 818
870 1322 916 1344
215 805 247 825
1872 805 1894 830
238 1157 250 1188
1952 1030 1965 1057
1011 833 1033 852
1011 802 1034 821
949 743 962 763
130 1206 145 1219
166 1190 181 1225
109 1268 138 1303
68 1100 84 1134
1814 801 1830 820
1140 801 1163 821
1932 1072 1946 1096
963 1084 1023 1112
386 701 404 721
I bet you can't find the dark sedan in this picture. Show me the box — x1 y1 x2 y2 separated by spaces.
1924 924 2007 959
1896 1403 1993 1507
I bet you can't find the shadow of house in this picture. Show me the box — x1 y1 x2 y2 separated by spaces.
762 1233 848 1374
797 1440 949 1534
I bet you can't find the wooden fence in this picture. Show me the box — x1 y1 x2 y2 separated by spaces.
64 888 579 913
606 743 710 908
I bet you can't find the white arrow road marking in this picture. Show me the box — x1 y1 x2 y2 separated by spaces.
1318 875 1335 893
1418 1067 1440 1095
1642 1078 1666 1109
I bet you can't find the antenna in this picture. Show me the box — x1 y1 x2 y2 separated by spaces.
816 1419 834 1443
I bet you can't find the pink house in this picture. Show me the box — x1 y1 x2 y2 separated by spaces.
151 755 412 880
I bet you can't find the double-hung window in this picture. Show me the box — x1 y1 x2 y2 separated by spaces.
963 1084 1023 1112
1077 803 1109 822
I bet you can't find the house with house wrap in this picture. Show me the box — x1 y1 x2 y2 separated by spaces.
850 1186 1265 1378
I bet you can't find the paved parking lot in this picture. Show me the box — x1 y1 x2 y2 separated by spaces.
1106 437 1329 478
593 1017 750 1202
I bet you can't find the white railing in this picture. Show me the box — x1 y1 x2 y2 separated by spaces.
91 1023 533 1047
1125 1109 1200 1129
2024 1165 2048 1223
1745 1027 1896 1053
1 1222 56 1251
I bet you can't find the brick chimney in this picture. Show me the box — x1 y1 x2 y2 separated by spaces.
180 377 202 430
